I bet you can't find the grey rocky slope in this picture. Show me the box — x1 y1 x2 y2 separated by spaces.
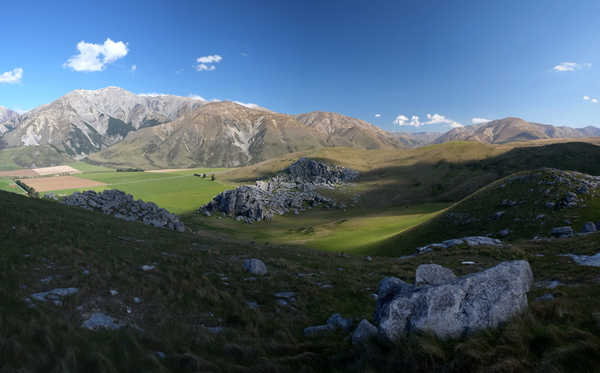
2 87 206 157
0 106 20 135
90 102 327 168
61 189 185 231
202 158 358 222
373 261 533 341
435 117 600 145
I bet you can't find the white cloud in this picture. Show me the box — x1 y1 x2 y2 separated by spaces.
0 67 23 83
197 55 222 64
472 117 491 124
234 101 259 109
583 95 599 103
188 94 207 101
394 112 463 128
64 38 128 72
196 54 222 71
196 64 216 71
584 96 590 101
131 64 136 71
553 62 591 72
593 98 598 104
375 113 381 118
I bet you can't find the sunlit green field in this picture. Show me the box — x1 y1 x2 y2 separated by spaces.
48 168 230 214
187 203 449 254
0 177 26 195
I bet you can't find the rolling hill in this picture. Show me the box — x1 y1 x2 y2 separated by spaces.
435 117 600 144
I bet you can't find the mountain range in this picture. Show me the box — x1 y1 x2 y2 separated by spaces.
434 117 600 144
1 87 600 168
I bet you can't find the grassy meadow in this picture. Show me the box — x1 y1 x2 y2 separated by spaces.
48 168 230 214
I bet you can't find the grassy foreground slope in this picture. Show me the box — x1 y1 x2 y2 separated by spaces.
2 191 600 372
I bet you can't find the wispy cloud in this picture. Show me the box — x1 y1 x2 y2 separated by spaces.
64 38 128 72
196 54 222 71
472 117 491 125
394 113 463 128
553 62 591 72
375 113 381 118
131 64 137 71
583 95 598 103
0 67 23 84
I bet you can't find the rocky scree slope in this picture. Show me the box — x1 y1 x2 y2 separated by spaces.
202 158 359 222
2 87 205 157
61 189 185 231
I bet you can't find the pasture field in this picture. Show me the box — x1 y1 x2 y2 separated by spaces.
47 168 230 214
21 176 107 192
0 177 26 195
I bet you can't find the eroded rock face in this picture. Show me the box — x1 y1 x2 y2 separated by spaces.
202 158 358 223
61 189 185 232
375 260 533 341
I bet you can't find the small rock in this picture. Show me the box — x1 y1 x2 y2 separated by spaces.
31 288 78 306
551 226 573 238
535 294 555 302
141 265 155 271
303 324 333 338
133 297 142 303
109 289 119 296
365 256 372 262
327 313 353 332
582 222 597 233
498 229 510 237
82 312 122 330
243 259 268 276
352 319 378 347
461 261 476 265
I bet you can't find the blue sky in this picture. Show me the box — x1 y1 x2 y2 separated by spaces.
1 0 600 132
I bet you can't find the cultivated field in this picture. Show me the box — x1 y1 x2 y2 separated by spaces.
21 175 107 192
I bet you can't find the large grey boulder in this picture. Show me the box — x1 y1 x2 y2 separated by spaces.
243 258 268 276
415 264 457 286
417 236 502 253
376 260 533 341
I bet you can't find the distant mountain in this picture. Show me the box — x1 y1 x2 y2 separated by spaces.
1 87 205 157
295 111 401 149
392 131 442 147
0 106 20 135
89 101 326 168
435 117 600 144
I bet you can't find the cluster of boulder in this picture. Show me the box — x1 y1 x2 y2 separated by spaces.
304 261 533 346
416 236 503 254
61 189 185 232
201 158 358 223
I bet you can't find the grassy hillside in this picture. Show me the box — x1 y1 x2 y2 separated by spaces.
2 189 600 371
0 145 72 170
